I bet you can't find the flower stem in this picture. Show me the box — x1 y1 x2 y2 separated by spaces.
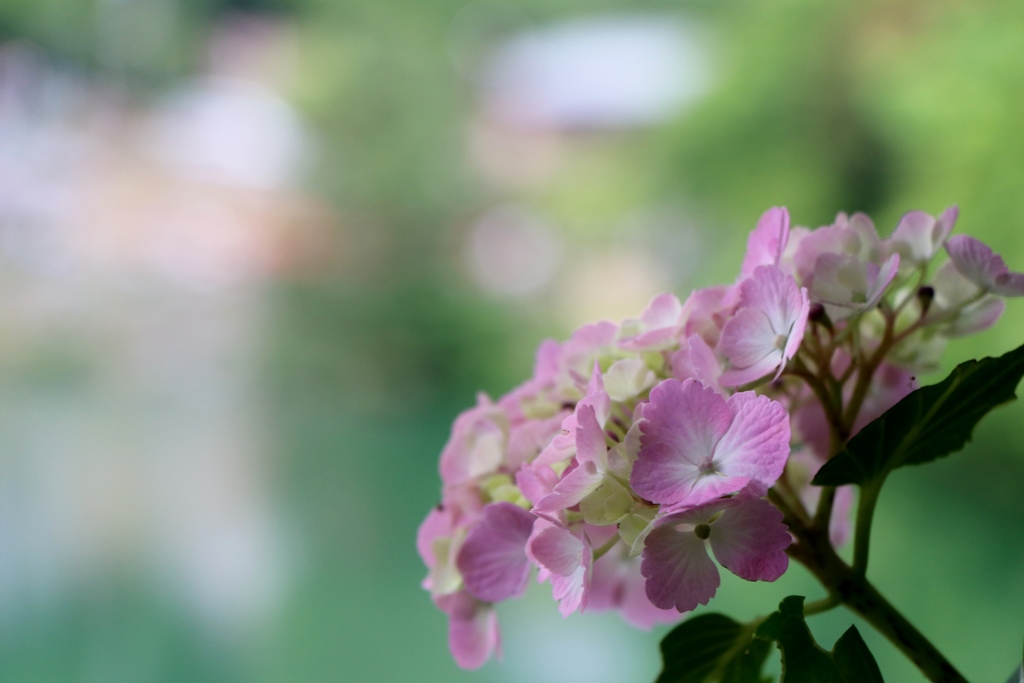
852 481 881 575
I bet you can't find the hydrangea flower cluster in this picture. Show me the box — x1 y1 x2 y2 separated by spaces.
417 206 1024 669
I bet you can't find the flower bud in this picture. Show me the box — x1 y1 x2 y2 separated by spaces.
808 302 833 331
917 285 935 316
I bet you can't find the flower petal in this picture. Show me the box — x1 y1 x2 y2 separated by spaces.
946 235 1009 291
437 591 501 670
641 525 720 612
717 318 783 386
527 520 586 576
456 502 535 602
631 379 733 505
604 358 656 401
417 506 453 569
890 210 939 263
740 207 790 280
708 496 790 582
714 391 790 488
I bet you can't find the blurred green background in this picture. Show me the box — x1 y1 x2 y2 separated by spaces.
0 0 1022 681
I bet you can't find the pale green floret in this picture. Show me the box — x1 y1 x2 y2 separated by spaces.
521 395 561 420
481 474 530 509
429 535 464 597
604 358 656 402
641 351 667 374
618 506 658 556
579 478 634 526
607 422 642 479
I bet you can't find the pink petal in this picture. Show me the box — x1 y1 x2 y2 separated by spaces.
793 223 850 286
641 525 720 612
674 473 752 509
439 396 507 485
946 296 1005 336
993 272 1024 297
740 265 800 334
456 502 535 602
713 392 790 487
589 548 680 626
707 496 790 582
681 286 733 348
946 235 1010 291
720 266 808 386
526 520 592 616
516 463 558 505
936 205 959 237
865 253 900 308
533 460 603 513
643 292 685 326
417 506 453 569
505 413 566 469
620 293 686 351
740 207 790 279
617 567 680 627
687 334 724 387
891 211 938 263
527 521 585 575
533 339 562 384
782 290 810 369
575 403 608 468
717 308 782 385
631 379 733 505
551 560 591 616
562 321 618 379
437 591 500 670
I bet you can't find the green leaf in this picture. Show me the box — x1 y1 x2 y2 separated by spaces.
756 596 883 683
832 626 884 683
814 343 1024 487
656 613 771 683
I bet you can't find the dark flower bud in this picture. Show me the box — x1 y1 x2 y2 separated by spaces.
918 285 935 316
808 302 833 331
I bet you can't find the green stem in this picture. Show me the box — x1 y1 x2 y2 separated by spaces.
590 535 620 562
852 481 881 576
802 593 840 616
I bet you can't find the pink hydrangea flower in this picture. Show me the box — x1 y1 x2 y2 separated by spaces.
739 206 791 280
670 333 723 391
526 518 592 616
886 207 958 266
630 379 790 508
534 362 610 467
434 590 501 670
588 543 678 628
929 261 1006 336
809 251 900 321
456 502 536 603
559 321 619 386
641 494 790 612
792 213 875 284
945 235 1024 297
619 293 686 352
439 394 508 485
717 265 810 386
534 404 611 514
